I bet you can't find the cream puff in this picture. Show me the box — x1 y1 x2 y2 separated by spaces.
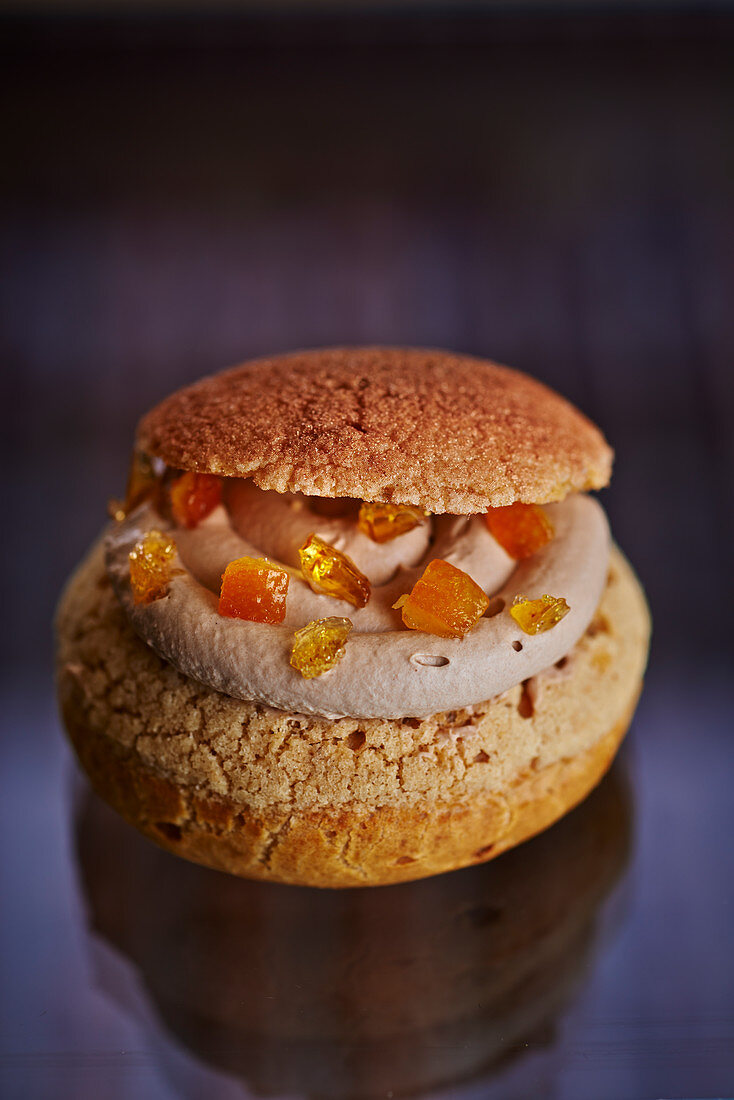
56 347 650 886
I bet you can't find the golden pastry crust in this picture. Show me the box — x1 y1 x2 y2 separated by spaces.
136 348 613 513
56 540 649 887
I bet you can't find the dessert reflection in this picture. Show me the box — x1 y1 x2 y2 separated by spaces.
76 762 632 1099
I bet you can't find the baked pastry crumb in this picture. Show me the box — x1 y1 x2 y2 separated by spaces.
57 538 649 887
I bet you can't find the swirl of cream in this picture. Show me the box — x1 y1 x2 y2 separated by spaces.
105 486 610 719
225 480 431 586
171 491 514 633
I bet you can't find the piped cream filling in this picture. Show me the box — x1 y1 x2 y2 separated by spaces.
104 486 610 720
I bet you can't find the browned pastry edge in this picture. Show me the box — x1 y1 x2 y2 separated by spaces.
62 692 636 889
57 534 649 888
136 347 613 513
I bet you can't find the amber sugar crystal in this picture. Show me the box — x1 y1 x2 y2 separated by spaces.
510 594 570 635
219 557 289 624
129 530 177 605
484 503 554 560
358 502 427 544
299 534 371 608
397 559 490 638
170 471 222 529
290 617 353 679
109 450 160 521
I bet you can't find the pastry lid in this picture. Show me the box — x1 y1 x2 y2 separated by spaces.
137 347 613 514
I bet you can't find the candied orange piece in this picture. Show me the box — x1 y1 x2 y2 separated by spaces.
109 451 160 521
129 529 177 605
290 617 353 679
484 503 554 560
170 472 222 529
396 559 489 638
510 594 570 635
299 534 371 609
219 557 289 624
358 502 427 543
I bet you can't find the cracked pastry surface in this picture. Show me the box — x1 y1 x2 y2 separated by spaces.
56 538 649 886
137 347 613 515
56 348 648 886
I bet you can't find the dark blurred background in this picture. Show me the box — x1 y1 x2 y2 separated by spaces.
2 6 734 674
1 7 733 1100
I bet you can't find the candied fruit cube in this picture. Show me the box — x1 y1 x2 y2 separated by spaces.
299 534 371 609
510 594 570 635
290 617 353 679
484 503 554 560
396 559 489 638
109 451 160 521
170 472 222 529
358 502 427 543
219 557 289 623
129 529 177 605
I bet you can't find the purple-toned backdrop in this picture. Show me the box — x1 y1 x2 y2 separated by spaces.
1 10 733 1099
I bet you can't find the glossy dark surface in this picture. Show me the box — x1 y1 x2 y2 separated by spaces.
2 11 734 1099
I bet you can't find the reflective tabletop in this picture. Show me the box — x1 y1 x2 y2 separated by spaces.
2 662 733 1099
2 11 734 1097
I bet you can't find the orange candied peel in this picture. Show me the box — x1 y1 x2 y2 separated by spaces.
170 471 222 529
484 503 554 560
109 451 161 522
219 557 289 624
129 529 177 605
510 594 570 635
290 617 353 679
299 534 371 609
395 559 490 638
358 502 427 544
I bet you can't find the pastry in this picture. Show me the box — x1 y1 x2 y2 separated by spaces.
56 347 651 886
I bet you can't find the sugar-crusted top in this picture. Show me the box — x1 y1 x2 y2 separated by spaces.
137 347 613 514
